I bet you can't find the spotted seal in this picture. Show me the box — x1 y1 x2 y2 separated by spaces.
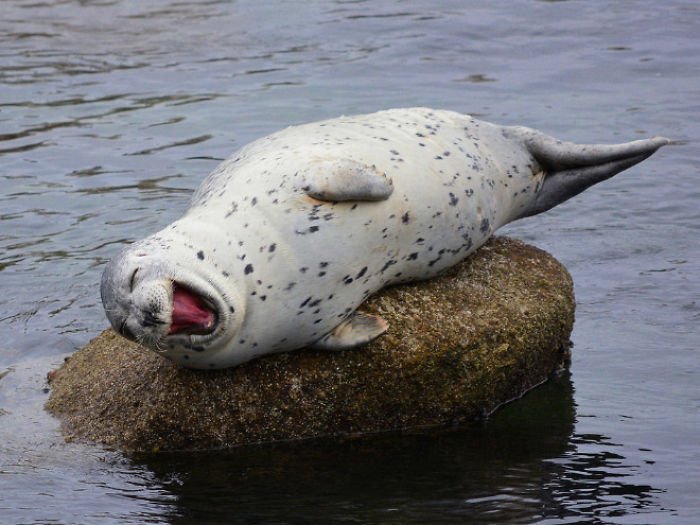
100 108 668 369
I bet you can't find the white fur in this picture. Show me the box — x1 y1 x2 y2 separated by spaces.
101 108 665 368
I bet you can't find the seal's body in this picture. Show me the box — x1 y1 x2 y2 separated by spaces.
101 108 668 368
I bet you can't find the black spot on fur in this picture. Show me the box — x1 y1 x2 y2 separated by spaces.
296 225 320 235
480 218 490 233
401 212 410 224
408 252 418 261
269 243 276 252
244 264 254 275
356 267 368 279
448 192 459 206
428 256 442 267
380 260 397 273
197 250 205 260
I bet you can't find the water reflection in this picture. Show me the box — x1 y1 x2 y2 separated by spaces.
135 373 663 524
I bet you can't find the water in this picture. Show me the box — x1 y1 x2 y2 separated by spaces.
1 1 698 523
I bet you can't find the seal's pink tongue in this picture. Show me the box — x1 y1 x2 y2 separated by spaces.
168 284 216 335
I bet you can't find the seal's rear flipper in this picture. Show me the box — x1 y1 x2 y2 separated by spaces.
504 127 671 219
311 312 388 351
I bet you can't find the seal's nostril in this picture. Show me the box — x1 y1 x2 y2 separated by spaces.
142 310 166 327
129 268 139 292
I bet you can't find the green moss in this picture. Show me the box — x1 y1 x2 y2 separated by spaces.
46 237 574 452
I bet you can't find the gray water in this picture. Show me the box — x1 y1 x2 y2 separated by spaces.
1 1 698 523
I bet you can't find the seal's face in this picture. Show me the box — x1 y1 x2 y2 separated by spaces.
100 240 243 366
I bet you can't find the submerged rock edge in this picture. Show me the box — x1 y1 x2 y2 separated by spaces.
46 237 575 453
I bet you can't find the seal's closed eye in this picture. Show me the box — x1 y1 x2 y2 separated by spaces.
129 268 138 293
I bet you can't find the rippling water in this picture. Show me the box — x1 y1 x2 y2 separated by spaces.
1 1 698 523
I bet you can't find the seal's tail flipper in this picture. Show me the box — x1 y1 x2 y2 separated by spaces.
504 126 671 219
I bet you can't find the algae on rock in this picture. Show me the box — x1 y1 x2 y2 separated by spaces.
46 237 575 452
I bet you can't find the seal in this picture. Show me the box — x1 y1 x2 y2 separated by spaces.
100 108 669 369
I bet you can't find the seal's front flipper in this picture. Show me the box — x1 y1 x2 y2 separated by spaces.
311 312 389 351
504 127 670 219
302 159 394 202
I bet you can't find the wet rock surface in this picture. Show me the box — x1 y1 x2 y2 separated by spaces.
46 237 575 453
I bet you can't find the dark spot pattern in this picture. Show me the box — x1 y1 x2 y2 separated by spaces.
380 260 397 273
157 108 536 367
480 218 490 234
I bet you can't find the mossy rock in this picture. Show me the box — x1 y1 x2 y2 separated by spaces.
46 237 574 453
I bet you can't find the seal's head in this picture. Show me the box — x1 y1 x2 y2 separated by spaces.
100 235 245 368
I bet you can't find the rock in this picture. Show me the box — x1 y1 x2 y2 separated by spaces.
46 237 574 453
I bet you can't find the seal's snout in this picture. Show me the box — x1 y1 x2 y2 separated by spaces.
168 283 217 336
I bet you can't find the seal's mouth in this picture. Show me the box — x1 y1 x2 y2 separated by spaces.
168 283 217 336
